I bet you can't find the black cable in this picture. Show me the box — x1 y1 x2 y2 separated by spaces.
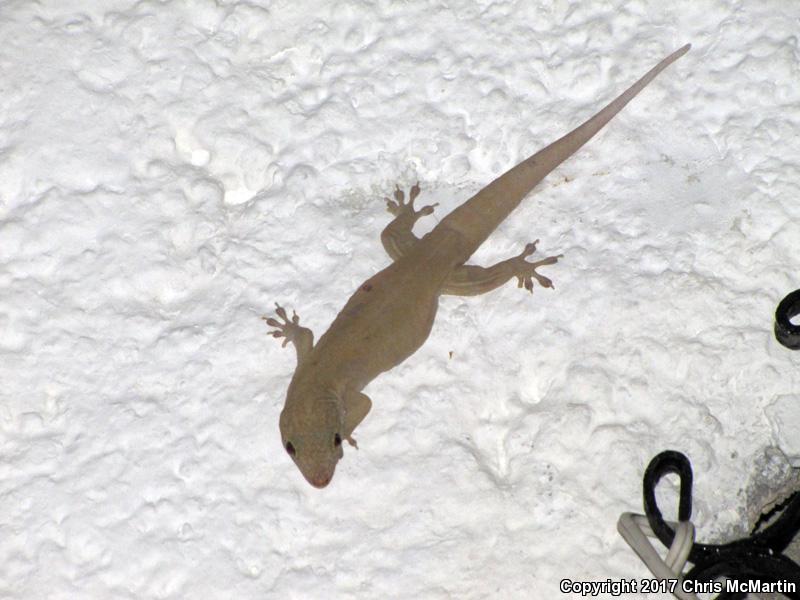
641 450 800 599
775 289 800 350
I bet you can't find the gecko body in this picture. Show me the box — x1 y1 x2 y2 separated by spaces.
266 44 690 488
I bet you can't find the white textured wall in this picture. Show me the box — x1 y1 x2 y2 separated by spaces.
1 1 799 598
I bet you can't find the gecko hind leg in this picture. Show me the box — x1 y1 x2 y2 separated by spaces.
441 240 562 297
380 182 438 260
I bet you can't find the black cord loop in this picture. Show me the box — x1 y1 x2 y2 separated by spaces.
642 450 800 599
775 289 800 350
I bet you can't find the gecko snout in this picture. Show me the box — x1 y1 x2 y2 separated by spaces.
303 469 333 489
307 471 333 488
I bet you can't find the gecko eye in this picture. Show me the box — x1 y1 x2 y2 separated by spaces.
285 441 296 457
334 433 342 447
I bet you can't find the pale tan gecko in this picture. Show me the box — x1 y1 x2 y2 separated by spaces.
265 44 690 488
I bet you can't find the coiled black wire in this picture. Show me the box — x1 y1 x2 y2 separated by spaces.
642 450 800 599
775 289 800 350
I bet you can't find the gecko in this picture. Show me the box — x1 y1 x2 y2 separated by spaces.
264 44 690 488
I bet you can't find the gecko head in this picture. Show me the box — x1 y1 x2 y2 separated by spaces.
279 398 344 489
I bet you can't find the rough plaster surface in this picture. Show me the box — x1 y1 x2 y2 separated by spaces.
1 0 800 598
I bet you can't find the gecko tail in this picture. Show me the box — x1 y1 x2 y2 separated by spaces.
438 44 691 257
514 43 691 185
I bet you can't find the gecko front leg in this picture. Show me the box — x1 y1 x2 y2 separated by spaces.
380 183 438 260
262 303 314 365
441 240 562 296
342 389 372 449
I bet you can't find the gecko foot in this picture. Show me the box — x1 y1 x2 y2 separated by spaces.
385 182 437 219
511 240 563 293
262 303 305 348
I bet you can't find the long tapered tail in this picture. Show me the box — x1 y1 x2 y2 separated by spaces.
438 43 691 259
